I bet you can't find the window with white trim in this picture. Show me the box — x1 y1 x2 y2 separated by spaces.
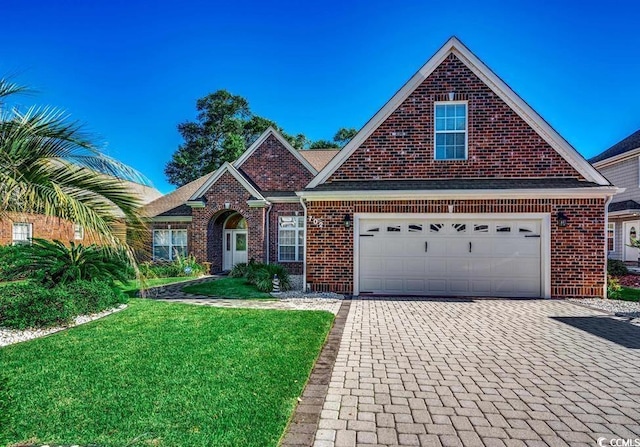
12 222 32 245
153 229 187 261
73 223 84 240
434 102 467 160
608 222 615 252
278 216 304 262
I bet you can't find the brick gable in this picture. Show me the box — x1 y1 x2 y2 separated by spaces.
329 54 582 182
238 134 314 191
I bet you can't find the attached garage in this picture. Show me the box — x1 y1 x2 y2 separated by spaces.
355 214 551 298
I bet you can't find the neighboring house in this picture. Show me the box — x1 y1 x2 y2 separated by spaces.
589 130 640 263
141 135 339 277
144 37 618 298
0 181 162 246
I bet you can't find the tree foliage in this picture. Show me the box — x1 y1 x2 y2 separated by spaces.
333 127 357 146
309 139 340 149
165 90 307 186
0 77 146 250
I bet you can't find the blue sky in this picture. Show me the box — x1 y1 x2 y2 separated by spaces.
2 0 639 193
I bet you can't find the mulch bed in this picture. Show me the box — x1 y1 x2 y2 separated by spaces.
615 274 640 288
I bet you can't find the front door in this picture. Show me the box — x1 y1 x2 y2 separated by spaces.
624 221 639 262
223 230 248 270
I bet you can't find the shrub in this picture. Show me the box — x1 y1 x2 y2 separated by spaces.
0 280 127 329
253 264 291 292
63 280 127 315
607 275 622 300
0 282 77 329
0 244 31 281
229 262 249 278
607 259 628 276
12 239 131 287
138 255 205 279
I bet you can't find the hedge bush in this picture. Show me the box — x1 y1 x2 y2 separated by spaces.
0 280 127 330
607 259 629 276
0 244 31 281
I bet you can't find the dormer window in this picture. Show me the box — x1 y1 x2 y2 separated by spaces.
434 102 467 160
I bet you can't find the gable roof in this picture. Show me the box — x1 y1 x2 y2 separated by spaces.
299 149 341 171
307 36 610 188
188 161 265 203
141 172 214 217
589 129 640 165
234 127 318 175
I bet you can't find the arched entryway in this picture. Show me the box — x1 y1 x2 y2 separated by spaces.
222 213 248 270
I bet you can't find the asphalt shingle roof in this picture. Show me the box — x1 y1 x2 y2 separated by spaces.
609 200 640 213
307 178 601 192
589 129 640 164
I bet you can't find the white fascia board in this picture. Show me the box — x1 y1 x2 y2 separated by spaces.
151 216 193 222
188 162 265 202
233 127 318 175
307 36 610 188
297 186 621 201
592 147 640 168
609 210 640 218
265 196 300 203
186 200 205 208
247 199 270 208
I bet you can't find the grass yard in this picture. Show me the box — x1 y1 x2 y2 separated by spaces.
182 277 272 299
118 277 192 297
619 286 640 302
0 299 334 447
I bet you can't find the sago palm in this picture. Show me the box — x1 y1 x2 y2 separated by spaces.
0 78 147 251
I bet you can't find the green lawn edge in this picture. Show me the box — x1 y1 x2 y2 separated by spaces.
1 299 335 447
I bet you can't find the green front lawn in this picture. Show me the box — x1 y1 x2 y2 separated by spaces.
182 277 272 299
1 299 334 447
118 277 192 297
618 287 640 302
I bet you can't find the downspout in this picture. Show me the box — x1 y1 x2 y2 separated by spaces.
604 194 614 299
265 204 273 264
299 195 308 292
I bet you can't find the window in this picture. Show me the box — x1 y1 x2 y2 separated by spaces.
435 102 467 160
12 222 32 245
608 222 615 252
73 223 84 240
278 216 304 262
153 229 187 261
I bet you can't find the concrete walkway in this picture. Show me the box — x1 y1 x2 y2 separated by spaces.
145 276 342 314
313 298 640 447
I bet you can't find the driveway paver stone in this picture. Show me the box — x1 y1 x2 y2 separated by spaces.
312 298 640 447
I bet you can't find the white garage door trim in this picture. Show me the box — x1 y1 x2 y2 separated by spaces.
353 213 551 298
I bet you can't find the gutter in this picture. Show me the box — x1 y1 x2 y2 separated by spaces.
265 204 273 264
299 195 308 292
604 194 614 299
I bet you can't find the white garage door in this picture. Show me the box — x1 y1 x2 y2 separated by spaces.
358 218 541 297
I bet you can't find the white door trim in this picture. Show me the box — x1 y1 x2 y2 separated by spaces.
623 221 640 262
223 229 248 270
353 212 551 298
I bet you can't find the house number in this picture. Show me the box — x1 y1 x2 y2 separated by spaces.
307 215 324 228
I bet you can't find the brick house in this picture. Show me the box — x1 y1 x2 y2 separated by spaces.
141 130 338 279
589 130 640 263
144 37 617 298
1 181 161 246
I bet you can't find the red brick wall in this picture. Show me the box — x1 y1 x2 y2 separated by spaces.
0 213 101 245
329 54 582 181
305 199 605 298
238 134 315 191
190 171 265 270
267 203 305 275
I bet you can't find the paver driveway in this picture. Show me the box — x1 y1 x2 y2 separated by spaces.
313 298 640 447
